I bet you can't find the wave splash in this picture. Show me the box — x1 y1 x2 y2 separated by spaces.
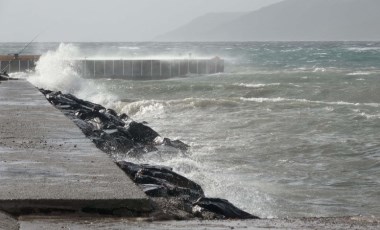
117 98 240 117
28 43 118 107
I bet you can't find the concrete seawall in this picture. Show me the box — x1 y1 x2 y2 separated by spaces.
79 58 224 79
0 79 151 215
0 55 224 80
0 55 39 73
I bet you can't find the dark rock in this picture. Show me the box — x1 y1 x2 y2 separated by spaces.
127 121 159 143
193 197 259 219
117 161 204 201
39 89 188 156
162 138 189 151
119 113 129 121
139 184 168 197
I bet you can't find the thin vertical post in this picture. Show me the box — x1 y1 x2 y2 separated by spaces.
131 60 134 78
187 59 190 74
140 60 143 77
93 60 95 77
196 60 199 74
0 61 2 71
8 61 11 73
27 60 29 70
112 60 115 75
122 59 125 76
19 60 21 72
150 60 153 77
104 60 106 77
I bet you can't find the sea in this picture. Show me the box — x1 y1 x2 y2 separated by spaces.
2 42 380 218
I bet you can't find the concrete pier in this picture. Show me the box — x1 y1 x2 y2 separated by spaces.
1 55 224 80
0 80 150 215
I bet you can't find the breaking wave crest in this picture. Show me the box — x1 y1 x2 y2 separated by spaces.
117 98 240 116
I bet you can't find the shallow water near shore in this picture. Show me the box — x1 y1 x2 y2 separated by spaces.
3 41 380 218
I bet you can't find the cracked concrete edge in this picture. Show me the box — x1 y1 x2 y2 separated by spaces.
16 216 380 230
0 211 18 230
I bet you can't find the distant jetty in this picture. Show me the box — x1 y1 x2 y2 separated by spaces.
0 55 224 80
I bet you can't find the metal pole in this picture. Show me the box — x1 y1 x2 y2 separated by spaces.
140 60 143 77
19 60 21 72
132 60 134 78
93 60 95 77
112 60 115 75
104 60 106 77
27 60 29 70
150 60 153 77
8 61 11 73
196 59 199 74
122 59 125 76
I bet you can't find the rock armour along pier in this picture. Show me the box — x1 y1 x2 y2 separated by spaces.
0 55 224 80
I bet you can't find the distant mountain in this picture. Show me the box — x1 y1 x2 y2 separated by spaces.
155 12 246 41
156 0 380 41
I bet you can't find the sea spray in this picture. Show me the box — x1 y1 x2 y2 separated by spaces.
28 43 119 108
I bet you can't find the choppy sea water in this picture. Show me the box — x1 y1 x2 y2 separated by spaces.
2 42 380 218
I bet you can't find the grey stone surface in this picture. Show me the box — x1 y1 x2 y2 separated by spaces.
0 211 18 230
18 216 380 230
0 80 150 214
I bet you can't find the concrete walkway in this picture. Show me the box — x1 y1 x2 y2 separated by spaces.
0 80 150 215
15 216 380 230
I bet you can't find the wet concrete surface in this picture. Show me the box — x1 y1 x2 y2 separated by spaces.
0 211 18 230
0 80 150 214
15 216 380 230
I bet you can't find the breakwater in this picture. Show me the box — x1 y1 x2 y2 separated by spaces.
0 55 224 79
0 55 39 73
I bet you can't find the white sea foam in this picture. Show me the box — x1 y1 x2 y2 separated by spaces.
357 112 380 119
235 83 281 88
240 97 380 107
27 43 119 107
9 71 30 79
312 67 326 72
280 48 302 53
347 47 380 52
119 46 140 50
347 71 372 76
116 98 240 117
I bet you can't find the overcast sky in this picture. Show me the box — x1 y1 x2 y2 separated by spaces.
0 0 280 42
